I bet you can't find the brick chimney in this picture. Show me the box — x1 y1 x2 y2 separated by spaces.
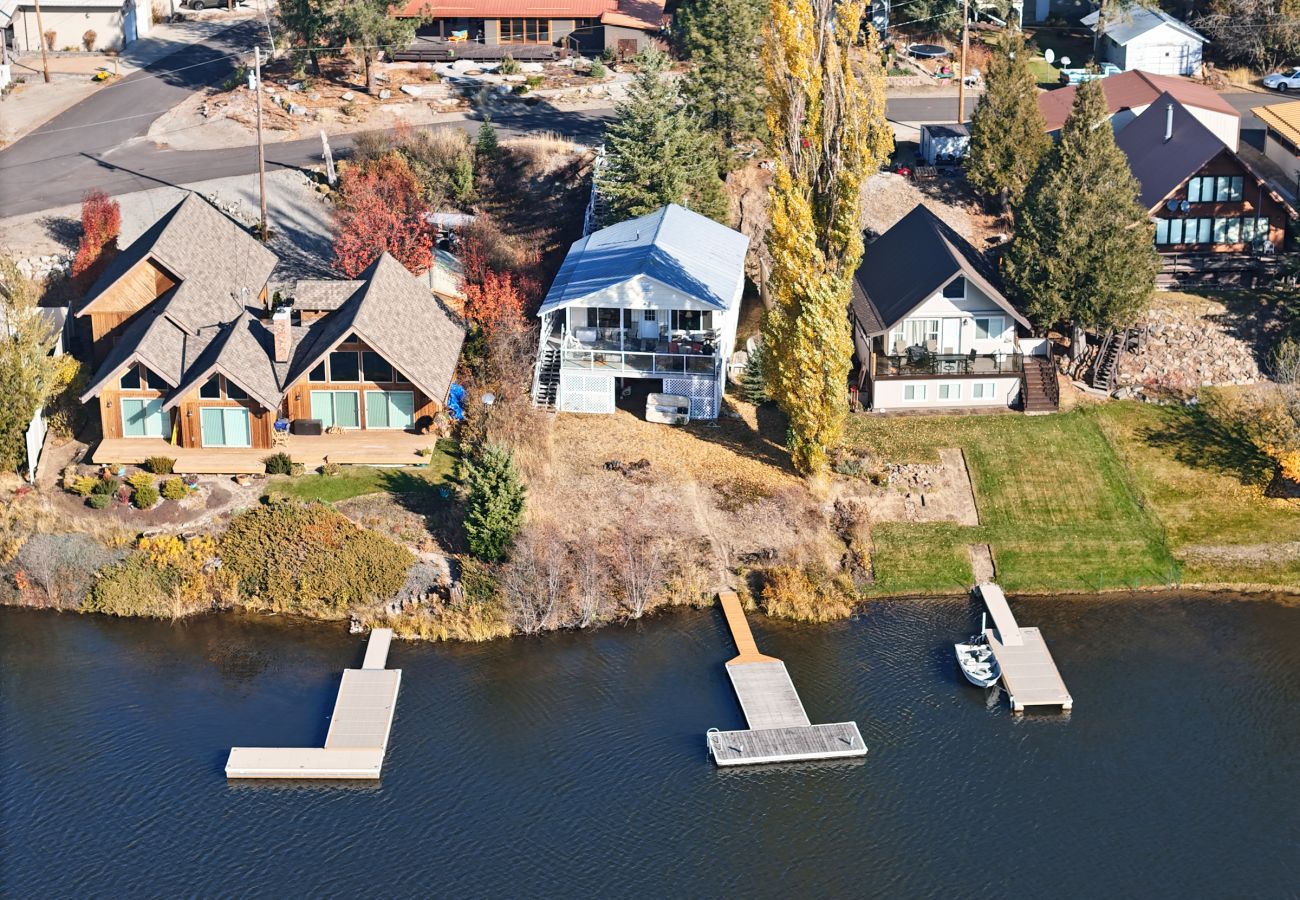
272 307 293 364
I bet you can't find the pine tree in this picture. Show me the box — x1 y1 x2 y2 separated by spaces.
475 117 499 159
1003 79 1160 331
966 33 1050 212
761 0 892 475
463 444 526 562
678 0 766 146
332 0 415 95
740 342 771 405
596 48 729 224
278 0 336 76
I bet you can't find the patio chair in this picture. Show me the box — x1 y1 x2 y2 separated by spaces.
925 338 938 354
892 337 906 357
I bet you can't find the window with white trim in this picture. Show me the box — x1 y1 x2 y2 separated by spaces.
904 318 940 347
902 384 928 401
974 316 1004 340
971 382 997 399
938 383 961 401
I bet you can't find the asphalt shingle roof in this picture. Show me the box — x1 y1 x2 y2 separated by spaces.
539 204 750 315
850 205 1029 337
162 313 284 412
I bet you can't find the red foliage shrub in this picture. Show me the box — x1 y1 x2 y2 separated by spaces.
463 268 529 333
331 152 433 277
72 189 121 290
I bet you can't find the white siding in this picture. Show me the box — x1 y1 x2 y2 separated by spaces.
1105 24 1204 77
872 376 1022 411
882 280 1020 357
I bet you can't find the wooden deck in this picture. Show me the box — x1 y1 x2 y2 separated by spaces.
976 583 1073 712
226 629 402 780
92 432 434 474
708 592 867 767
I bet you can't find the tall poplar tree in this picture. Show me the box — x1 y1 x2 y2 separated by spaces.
966 33 1050 212
677 0 766 145
1002 79 1159 332
761 0 892 475
596 48 728 224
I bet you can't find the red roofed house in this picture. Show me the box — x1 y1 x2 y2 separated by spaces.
391 0 666 58
1038 69 1240 152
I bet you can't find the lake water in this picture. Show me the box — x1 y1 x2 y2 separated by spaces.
2 596 1298 898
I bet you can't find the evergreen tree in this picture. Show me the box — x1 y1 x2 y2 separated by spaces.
332 0 415 94
966 33 1050 212
678 0 766 146
596 48 729 224
1003 79 1160 331
463 444 526 562
761 0 892 475
475 117 499 159
739 342 771 405
278 0 336 76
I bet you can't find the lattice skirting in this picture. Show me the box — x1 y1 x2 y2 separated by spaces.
663 375 719 420
558 372 615 414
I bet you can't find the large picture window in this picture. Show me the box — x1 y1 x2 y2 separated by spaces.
328 350 360 382
974 316 1004 340
1187 175 1243 202
500 17 550 43
362 351 394 384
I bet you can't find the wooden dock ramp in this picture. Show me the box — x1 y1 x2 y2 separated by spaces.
975 583 1072 712
225 629 402 780
708 592 866 766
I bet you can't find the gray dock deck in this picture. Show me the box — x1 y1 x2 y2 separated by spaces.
708 592 866 767
976 583 1073 712
225 629 402 779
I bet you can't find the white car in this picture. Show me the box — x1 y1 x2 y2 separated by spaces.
1264 67 1300 91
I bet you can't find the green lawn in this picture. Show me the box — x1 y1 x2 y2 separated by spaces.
269 439 458 504
846 410 1178 595
1027 58 1059 86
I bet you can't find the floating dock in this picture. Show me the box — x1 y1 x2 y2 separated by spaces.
225 629 402 779
977 583 1073 712
707 592 867 766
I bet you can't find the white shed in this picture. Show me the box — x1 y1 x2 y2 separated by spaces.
919 123 970 166
1082 8 1206 77
1 0 152 53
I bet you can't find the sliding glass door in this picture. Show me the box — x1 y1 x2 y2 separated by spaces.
310 390 360 429
199 407 251 447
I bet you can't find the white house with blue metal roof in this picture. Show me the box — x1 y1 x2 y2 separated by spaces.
532 205 750 419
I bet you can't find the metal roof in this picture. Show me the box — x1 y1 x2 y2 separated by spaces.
1253 98 1300 148
391 0 665 29
1081 8 1207 46
538 204 749 315
1115 95 1228 209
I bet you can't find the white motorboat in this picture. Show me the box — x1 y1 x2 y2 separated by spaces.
955 614 1001 688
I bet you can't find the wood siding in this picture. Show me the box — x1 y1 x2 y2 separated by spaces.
1154 150 1291 253
84 258 177 362
97 387 175 443
282 336 438 431
174 390 278 450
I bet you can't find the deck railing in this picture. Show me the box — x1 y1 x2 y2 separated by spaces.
875 352 1023 378
561 348 720 376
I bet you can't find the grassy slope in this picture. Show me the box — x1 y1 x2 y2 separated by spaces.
270 441 458 504
846 409 1179 595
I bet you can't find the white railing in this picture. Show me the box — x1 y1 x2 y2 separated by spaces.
560 347 720 377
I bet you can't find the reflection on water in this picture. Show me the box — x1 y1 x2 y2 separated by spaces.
2 597 1298 898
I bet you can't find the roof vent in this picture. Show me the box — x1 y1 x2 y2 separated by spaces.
1164 103 1174 143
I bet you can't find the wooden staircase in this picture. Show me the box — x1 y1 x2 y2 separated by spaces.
531 342 560 409
1021 356 1059 415
1088 327 1139 393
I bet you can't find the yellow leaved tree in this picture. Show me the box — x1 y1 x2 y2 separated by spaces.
761 0 892 475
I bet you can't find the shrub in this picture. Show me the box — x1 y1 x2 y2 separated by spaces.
91 476 118 496
525 74 544 89
320 461 341 476
589 59 606 78
133 482 159 509
15 533 116 609
463 444 526 561
43 30 56 52
82 29 96 51
87 493 112 510
498 54 521 75
760 564 855 623
70 476 98 497
220 502 415 616
263 452 295 475
84 535 232 619
160 477 188 501
146 456 175 474
126 472 154 491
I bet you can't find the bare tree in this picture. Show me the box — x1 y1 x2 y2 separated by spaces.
612 526 666 619
16 534 112 609
499 525 569 634
571 541 613 628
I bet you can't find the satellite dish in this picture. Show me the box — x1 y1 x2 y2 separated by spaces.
1166 199 1180 211
1179 200 1191 212
1060 56 1072 68
1044 48 1055 64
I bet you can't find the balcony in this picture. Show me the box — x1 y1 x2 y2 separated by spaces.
560 328 720 377
874 351 1023 378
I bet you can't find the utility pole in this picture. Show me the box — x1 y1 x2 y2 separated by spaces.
956 0 969 125
254 45 268 241
31 0 51 83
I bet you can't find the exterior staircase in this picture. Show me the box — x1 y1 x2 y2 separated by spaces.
1021 356 1060 415
532 340 560 409
1088 327 1137 393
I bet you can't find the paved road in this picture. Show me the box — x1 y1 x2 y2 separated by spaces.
4 24 1294 220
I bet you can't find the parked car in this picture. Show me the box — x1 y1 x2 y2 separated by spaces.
1263 67 1300 91
1058 63 1121 86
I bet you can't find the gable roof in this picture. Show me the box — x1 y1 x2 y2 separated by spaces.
390 0 666 30
286 253 466 404
78 302 219 403
1115 95 1229 209
1038 70 1237 133
77 193 277 332
161 313 283 412
539 204 750 315
1081 7 1206 46
850 205 1029 337
293 279 365 312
